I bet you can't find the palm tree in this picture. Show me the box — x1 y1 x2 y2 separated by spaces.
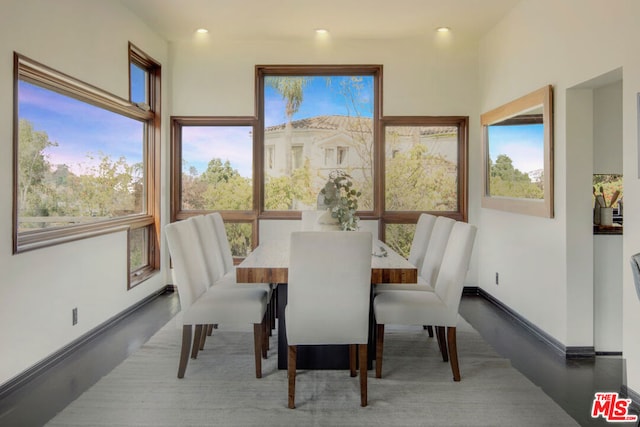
265 76 309 173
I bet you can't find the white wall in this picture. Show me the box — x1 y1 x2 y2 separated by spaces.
0 0 169 386
591 81 623 353
594 235 623 352
594 81 624 174
478 0 640 394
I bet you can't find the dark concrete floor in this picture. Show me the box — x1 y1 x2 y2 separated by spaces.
0 291 636 426
459 295 637 427
0 289 180 427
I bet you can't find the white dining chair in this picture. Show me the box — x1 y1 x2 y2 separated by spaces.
206 212 275 335
165 218 269 379
192 214 230 285
285 231 372 408
408 213 437 275
193 214 266 350
374 215 456 342
373 221 477 381
375 215 454 293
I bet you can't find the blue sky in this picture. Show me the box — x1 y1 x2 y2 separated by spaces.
19 81 143 175
19 75 375 179
182 126 253 177
183 75 374 177
264 76 374 127
487 124 544 173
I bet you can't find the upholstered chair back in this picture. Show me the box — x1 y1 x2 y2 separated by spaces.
420 216 456 286
286 231 372 345
407 213 437 274
433 221 477 318
165 218 210 309
192 215 227 285
208 212 235 274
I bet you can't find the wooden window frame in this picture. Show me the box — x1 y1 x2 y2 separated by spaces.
379 116 468 240
255 64 383 220
168 65 468 256
13 48 160 288
127 43 161 288
169 116 259 251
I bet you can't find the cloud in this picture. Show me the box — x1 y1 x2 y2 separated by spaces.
182 126 253 177
20 81 145 163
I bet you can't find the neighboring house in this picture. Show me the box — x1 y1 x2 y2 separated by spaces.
264 114 458 199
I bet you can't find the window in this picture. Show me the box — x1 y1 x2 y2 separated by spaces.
130 63 148 106
381 116 468 256
127 43 161 287
291 145 304 170
129 226 149 272
14 48 160 287
324 148 335 166
384 122 463 212
258 65 380 214
266 145 275 170
170 117 257 258
169 65 468 262
337 146 348 166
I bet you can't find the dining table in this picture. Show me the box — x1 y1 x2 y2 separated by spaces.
236 237 418 370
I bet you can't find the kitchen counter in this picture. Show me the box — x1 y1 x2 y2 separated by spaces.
593 224 623 235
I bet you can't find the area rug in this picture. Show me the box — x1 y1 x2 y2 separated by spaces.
46 316 578 426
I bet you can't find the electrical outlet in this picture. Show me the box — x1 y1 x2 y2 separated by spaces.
495 272 499 285
72 307 78 325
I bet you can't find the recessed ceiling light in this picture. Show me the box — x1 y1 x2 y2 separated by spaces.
196 28 209 34
315 28 329 34
436 27 451 33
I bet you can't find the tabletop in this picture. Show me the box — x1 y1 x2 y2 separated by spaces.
236 239 417 284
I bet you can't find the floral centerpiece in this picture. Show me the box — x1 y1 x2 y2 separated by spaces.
320 170 361 231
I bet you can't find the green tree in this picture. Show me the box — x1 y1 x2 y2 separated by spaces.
264 160 315 210
489 154 543 199
385 143 457 211
491 154 531 183
226 223 252 257
199 159 252 210
182 165 208 210
385 223 415 259
69 153 139 217
17 119 145 229
18 119 57 215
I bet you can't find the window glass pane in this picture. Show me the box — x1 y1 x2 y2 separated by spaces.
266 145 275 170
291 145 303 170
487 122 544 199
384 223 416 259
130 227 149 271
385 126 458 211
337 146 348 166
263 75 374 211
324 148 335 166
17 81 145 231
180 126 253 211
225 222 252 258
130 62 148 105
